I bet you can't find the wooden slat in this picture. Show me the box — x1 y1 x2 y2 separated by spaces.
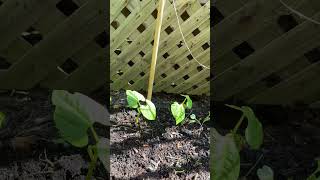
0 0 106 89
248 62 320 105
213 11 320 101
0 0 58 50
112 1 209 91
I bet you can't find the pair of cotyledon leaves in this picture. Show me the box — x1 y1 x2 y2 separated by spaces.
171 95 192 125
126 90 156 120
51 90 109 171
211 105 263 180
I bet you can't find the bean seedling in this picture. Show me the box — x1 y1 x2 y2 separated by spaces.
189 112 210 127
211 104 263 180
171 95 192 125
52 90 109 180
126 90 156 126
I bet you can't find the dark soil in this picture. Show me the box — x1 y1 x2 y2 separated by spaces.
0 89 108 180
214 104 320 180
110 90 210 179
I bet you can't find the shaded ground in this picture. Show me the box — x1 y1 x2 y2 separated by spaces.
110 90 210 179
0 89 108 180
214 104 320 180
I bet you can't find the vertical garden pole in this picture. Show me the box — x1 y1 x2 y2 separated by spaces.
147 0 166 100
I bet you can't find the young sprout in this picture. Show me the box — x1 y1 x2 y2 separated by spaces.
126 90 156 126
188 112 210 126
171 95 192 125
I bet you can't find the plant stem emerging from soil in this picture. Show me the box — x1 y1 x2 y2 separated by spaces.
86 126 100 180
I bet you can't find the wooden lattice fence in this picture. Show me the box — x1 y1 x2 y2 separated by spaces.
110 0 210 96
0 0 107 93
213 0 320 106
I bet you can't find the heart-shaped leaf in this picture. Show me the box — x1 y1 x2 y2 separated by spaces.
171 102 185 125
242 106 263 149
126 90 145 108
52 90 109 147
257 165 274 180
181 95 192 109
211 128 240 180
140 99 156 120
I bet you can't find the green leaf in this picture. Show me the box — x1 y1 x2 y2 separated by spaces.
0 112 5 128
171 102 185 125
97 138 109 172
242 106 263 150
140 99 156 120
226 105 263 150
52 90 109 147
203 112 210 123
126 90 145 108
181 95 192 109
190 114 196 120
307 160 320 180
211 128 240 180
257 165 274 180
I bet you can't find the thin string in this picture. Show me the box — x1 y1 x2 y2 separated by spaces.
280 0 320 25
172 0 210 70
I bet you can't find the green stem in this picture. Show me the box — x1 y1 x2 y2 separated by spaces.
233 114 245 134
182 98 187 105
86 146 98 180
85 126 100 179
90 126 99 144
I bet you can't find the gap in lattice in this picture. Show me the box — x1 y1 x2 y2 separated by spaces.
0 56 11 70
56 0 79 16
139 51 145 57
59 58 78 74
212 6 224 27
192 28 201 36
165 26 174 35
232 41 255 59
140 72 145 77
277 14 298 33
128 60 135 66
304 48 320 64
262 73 283 88
21 27 43 46
95 31 107 48
121 7 131 17
111 21 119 30
152 9 158 19
163 52 170 59
137 24 146 33
181 11 190 21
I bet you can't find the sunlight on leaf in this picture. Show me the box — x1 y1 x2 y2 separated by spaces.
126 90 145 108
171 102 185 125
181 95 192 109
140 99 156 120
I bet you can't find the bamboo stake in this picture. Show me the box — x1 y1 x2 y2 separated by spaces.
147 0 166 100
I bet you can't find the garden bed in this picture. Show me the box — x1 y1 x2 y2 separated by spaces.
110 90 210 179
0 89 108 180
214 104 320 180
